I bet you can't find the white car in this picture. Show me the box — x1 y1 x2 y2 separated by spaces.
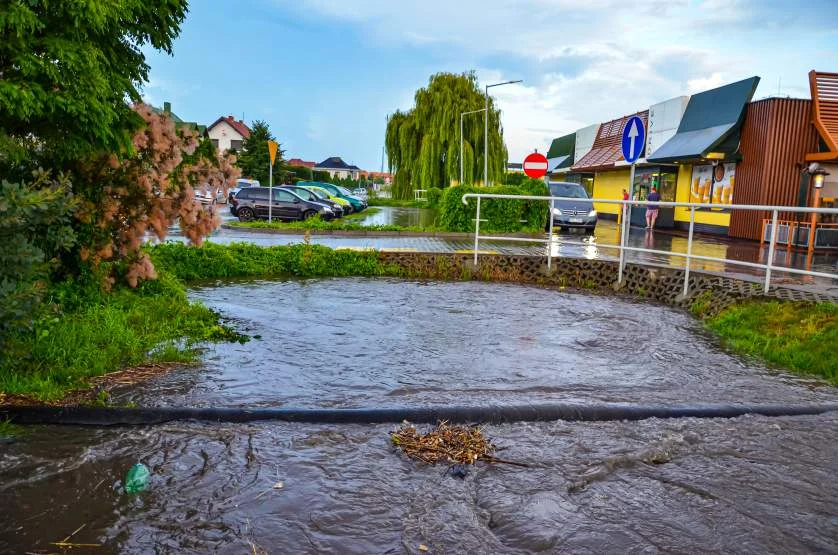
195 186 225 205
351 187 369 200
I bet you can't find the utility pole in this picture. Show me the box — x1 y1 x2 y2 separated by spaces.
484 80 522 187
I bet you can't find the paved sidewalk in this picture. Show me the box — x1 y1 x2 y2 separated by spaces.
161 216 838 296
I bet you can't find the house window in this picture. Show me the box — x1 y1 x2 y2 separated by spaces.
230 140 243 152
211 139 219 149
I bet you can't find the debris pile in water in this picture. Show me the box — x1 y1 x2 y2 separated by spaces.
391 422 495 465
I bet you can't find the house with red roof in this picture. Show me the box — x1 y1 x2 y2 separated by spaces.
207 115 251 153
286 158 316 168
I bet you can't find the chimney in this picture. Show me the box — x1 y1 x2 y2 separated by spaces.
163 101 171 113
228 115 234 119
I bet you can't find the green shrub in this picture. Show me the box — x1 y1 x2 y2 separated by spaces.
437 180 549 232
426 187 443 208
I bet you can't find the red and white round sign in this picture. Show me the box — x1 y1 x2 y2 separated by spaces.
523 152 549 179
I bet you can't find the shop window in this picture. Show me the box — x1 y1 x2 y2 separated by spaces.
632 167 676 202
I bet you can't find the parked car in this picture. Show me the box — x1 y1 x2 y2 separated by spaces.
234 187 335 222
300 181 367 212
195 185 225 205
547 181 598 232
352 187 369 200
228 179 260 214
298 184 353 213
280 185 344 217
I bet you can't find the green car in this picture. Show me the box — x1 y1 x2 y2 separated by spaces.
299 181 367 212
299 184 352 212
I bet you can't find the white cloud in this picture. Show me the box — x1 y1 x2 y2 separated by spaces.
687 73 725 94
274 0 827 165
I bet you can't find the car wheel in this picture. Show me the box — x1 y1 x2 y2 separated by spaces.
303 210 317 220
238 207 255 222
586 226 596 234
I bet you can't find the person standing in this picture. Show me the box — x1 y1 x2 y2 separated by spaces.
646 186 661 229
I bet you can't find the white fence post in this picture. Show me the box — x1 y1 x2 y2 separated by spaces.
683 206 696 297
473 197 482 266
547 197 554 270
765 209 779 292
617 200 628 284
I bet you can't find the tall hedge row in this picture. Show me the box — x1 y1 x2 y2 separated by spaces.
437 179 549 232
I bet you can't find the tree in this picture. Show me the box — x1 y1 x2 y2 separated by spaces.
385 71 508 199
0 0 189 172
72 105 239 287
236 120 283 185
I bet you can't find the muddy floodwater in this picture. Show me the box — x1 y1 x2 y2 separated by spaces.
2 279 837 553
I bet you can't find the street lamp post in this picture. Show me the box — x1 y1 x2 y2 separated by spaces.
807 162 829 255
484 80 522 186
460 108 486 184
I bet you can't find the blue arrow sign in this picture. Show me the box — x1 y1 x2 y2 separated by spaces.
621 115 645 164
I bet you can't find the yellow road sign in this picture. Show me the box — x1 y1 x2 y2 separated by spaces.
268 140 278 166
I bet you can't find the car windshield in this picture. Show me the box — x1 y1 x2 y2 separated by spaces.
337 186 352 195
307 189 328 200
549 183 588 199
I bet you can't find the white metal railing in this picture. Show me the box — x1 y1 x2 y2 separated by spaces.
461 193 838 294
414 189 428 202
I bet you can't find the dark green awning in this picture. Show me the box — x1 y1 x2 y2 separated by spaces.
546 132 576 160
648 76 760 163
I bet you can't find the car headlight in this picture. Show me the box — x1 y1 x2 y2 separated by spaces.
552 208 562 216
320 207 333 213
588 209 598 217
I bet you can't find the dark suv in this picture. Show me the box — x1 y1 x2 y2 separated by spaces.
233 187 336 222
548 181 598 232
280 185 345 217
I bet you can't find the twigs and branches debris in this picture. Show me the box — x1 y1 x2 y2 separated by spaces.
391 421 528 467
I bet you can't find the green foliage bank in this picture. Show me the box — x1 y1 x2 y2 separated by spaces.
437 179 549 232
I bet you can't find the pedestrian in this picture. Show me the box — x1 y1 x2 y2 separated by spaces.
646 186 661 229
622 189 629 201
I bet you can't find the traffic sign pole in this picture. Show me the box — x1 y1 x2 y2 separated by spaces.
618 115 645 285
267 140 278 223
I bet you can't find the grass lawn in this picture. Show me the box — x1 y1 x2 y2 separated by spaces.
705 300 838 385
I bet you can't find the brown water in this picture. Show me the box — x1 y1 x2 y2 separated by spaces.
1 279 837 553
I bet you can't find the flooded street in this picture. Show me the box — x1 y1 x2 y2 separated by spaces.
2 279 837 552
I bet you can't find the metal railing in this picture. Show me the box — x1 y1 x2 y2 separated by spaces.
461 193 838 294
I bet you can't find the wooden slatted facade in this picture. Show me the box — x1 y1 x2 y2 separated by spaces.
808 70 838 160
728 98 820 240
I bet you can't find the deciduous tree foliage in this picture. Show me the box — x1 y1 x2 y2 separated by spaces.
73 105 239 287
385 72 507 199
236 120 283 185
0 0 189 169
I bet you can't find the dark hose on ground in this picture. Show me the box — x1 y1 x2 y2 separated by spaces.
3 403 838 426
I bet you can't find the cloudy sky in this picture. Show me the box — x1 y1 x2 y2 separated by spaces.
143 0 837 170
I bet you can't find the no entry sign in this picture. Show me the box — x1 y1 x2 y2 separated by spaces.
523 152 549 179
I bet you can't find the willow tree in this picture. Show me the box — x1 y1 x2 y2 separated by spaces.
385 72 507 199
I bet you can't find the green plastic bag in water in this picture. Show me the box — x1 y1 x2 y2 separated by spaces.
124 463 150 493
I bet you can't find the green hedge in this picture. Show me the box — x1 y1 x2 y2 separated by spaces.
426 187 443 208
437 179 549 232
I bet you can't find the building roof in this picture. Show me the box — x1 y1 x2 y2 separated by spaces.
287 158 316 168
648 76 760 163
315 156 360 170
571 111 649 172
807 70 838 161
150 102 205 133
207 116 251 139
547 155 570 172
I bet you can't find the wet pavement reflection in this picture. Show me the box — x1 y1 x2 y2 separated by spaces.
168 207 838 295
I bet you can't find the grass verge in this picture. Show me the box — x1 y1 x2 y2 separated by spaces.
703 300 838 385
0 271 245 401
